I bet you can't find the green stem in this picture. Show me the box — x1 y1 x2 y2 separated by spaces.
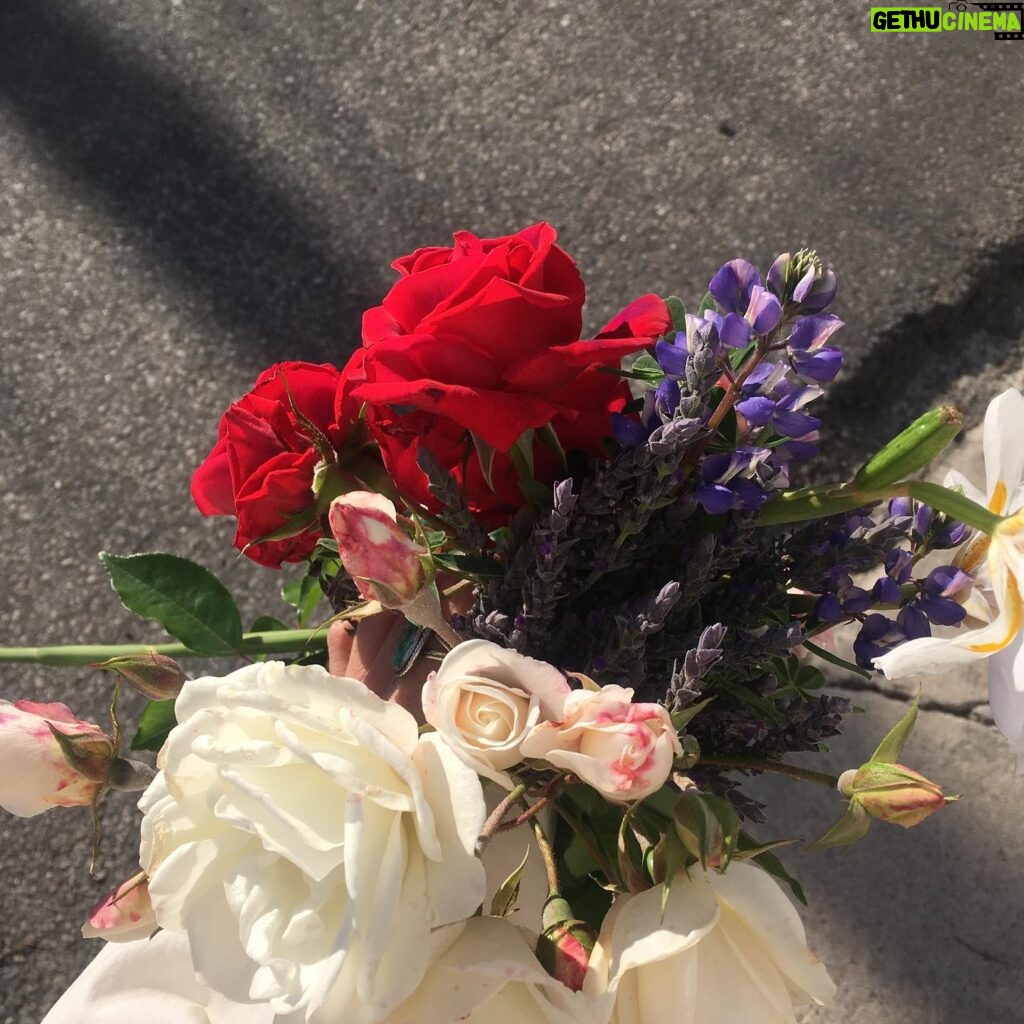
530 815 561 896
0 629 327 667
699 755 839 788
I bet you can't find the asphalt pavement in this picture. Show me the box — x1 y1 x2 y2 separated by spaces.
0 2 1022 1021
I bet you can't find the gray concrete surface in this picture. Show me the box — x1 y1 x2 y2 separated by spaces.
0 0 1022 1020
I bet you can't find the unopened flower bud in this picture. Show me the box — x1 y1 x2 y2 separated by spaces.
329 491 429 607
839 761 953 828
82 871 157 942
93 651 187 700
105 756 158 792
535 895 596 992
0 700 112 817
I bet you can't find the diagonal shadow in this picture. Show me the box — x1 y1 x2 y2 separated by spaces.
0 0 372 362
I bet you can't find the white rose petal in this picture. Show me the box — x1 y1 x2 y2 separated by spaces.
585 861 836 1024
382 915 594 1024
140 661 487 1024
41 929 273 1024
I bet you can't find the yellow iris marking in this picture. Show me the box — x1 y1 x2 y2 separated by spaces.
989 480 1008 515
969 572 1023 653
956 535 989 575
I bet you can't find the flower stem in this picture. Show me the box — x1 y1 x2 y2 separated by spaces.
530 816 561 896
0 630 327 667
698 755 839 788
476 783 528 854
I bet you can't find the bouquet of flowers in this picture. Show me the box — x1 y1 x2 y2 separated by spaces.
4 223 1022 1024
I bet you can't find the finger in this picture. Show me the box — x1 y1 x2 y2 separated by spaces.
327 620 358 678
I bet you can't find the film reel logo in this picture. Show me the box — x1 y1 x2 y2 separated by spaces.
949 1 1024 38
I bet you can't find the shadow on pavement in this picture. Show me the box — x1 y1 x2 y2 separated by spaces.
0 0 366 362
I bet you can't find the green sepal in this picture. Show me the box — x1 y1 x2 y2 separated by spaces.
852 405 963 491
46 725 114 782
673 790 740 871
870 695 920 764
490 845 531 918
809 800 872 850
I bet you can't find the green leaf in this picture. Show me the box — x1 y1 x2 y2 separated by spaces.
251 615 290 633
752 847 807 904
665 295 687 333
431 553 504 577
131 698 178 752
281 572 323 628
471 433 498 492
697 290 716 316
871 695 920 764
490 845 531 917
99 552 243 656
801 640 870 680
670 697 717 733
630 351 666 383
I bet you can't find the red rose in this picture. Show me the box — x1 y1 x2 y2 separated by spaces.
350 223 670 522
192 361 359 568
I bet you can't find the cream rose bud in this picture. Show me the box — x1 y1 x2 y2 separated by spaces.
329 491 428 605
381 916 593 1024
0 699 112 817
140 661 487 1024
520 686 681 804
585 861 836 1024
423 640 571 786
83 872 157 942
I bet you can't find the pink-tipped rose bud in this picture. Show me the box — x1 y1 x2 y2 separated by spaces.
535 896 596 992
520 685 682 804
82 871 157 942
838 761 953 828
329 491 429 606
0 700 113 817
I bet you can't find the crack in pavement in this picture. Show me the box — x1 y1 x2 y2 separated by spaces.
814 223 1024 479
832 674 994 724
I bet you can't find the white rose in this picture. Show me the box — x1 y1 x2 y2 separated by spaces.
520 685 681 803
585 861 836 1024
423 640 570 786
139 661 487 1024
41 930 273 1024
382 915 593 1024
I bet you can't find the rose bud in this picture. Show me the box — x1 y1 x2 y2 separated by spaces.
82 871 157 942
838 761 954 828
535 895 596 993
329 491 429 607
423 640 571 786
520 685 682 804
92 651 187 701
0 700 113 817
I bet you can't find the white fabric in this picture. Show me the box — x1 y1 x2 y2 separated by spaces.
41 931 275 1024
